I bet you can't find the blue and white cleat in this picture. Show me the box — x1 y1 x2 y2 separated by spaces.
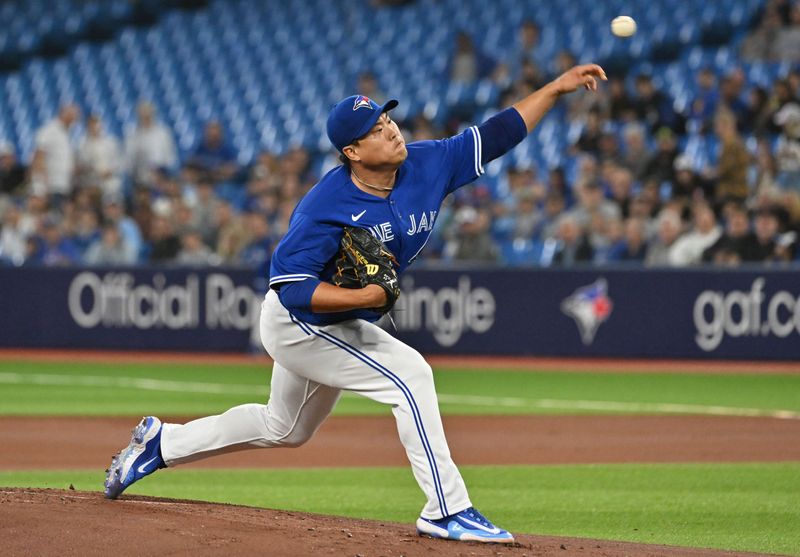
416 507 515 543
104 416 164 499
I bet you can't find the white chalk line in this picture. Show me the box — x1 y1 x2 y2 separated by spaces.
1 372 798 420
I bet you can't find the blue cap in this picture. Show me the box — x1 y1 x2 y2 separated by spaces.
326 95 398 152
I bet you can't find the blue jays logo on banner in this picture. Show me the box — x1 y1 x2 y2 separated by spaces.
353 95 372 110
560 278 613 345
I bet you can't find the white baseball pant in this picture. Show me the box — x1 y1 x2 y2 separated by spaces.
160 289 471 519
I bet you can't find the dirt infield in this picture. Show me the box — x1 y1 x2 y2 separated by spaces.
2 414 800 470
2 349 797 556
0 488 780 557
2 416 798 556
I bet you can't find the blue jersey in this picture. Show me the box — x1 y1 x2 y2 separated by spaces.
269 126 485 325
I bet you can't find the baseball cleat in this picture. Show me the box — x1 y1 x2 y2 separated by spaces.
416 506 515 543
104 416 164 499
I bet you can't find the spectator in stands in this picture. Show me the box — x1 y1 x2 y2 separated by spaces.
703 203 760 264
444 205 498 262
608 166 635 218
608 78 636 122
102 195 142 261
741 3 783 61
85 222 137 265
607 217 648 263
237 211 273 273
645 208 683 266
741 86 771 136
766 79 798 134
172 201 196 238
518 20 550 76
31 104 80 204
357 71 386 104
772 3 800 61
517 58 547 92
788 69 800 99
70 208 101 258
271 200 296 245
539 192 566 240
632 74 682 134
629 189 660 230
671 154 711 203
687 68 719 134
27 215 80 266
586 212 619 264
214 201 249 263
0 203 28 266
408 115 440 142
449 31 495 84
190 179 221 246
125 101 177 187
280 146 315 189
553 50 577 77
718 72 749 127
752 138 780 198
752 206 787 261
146 214 181 263
619 123 649 180
496 188 542 243
572 108 603 156
22 191 48 231
773 103 800 189
77 114 122 198
176 228 219 267
549 214 593 266
642 127 679 186
597 132 623 166
0 141 27 196
501 166 546 208
668 202 722 265
714 110 750 203
546 167 573 207
130 187 154 246
570 178 620 229
187 120 239 184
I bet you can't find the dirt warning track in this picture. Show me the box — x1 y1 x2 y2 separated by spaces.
2 414 800 470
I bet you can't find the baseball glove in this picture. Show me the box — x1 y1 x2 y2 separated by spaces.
332 226 401 313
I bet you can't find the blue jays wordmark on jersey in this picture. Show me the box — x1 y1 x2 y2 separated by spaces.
269 126 484 325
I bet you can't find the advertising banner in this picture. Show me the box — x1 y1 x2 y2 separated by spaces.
391 268 800 360
1 266 799 360
0 267 265 351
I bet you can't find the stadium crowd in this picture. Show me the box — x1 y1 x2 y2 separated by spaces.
2 0 800 269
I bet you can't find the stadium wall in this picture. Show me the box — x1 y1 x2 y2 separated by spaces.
1 267 799 360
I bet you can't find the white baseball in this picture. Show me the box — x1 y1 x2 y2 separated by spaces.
611 16 637 38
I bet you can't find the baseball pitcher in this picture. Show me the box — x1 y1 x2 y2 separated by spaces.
105 64 606 544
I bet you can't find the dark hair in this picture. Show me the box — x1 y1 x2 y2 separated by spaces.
338 139 359 168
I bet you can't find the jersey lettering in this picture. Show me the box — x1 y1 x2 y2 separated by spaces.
406 210 437 236
371 222 394 243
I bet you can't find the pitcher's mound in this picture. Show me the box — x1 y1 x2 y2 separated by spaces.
0 488 771 557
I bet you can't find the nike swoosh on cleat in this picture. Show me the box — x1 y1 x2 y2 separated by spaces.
459 517 502 534
351 210 367 221
137 456 159 474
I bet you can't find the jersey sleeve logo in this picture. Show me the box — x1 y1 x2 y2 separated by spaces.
353 96 372 110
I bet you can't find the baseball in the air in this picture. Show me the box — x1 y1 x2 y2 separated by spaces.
611 16 637 38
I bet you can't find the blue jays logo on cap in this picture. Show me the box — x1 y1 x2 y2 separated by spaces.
353 96 372 111
327 94 399 152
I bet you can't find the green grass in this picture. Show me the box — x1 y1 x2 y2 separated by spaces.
1 360 799 417
2 463 798 556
